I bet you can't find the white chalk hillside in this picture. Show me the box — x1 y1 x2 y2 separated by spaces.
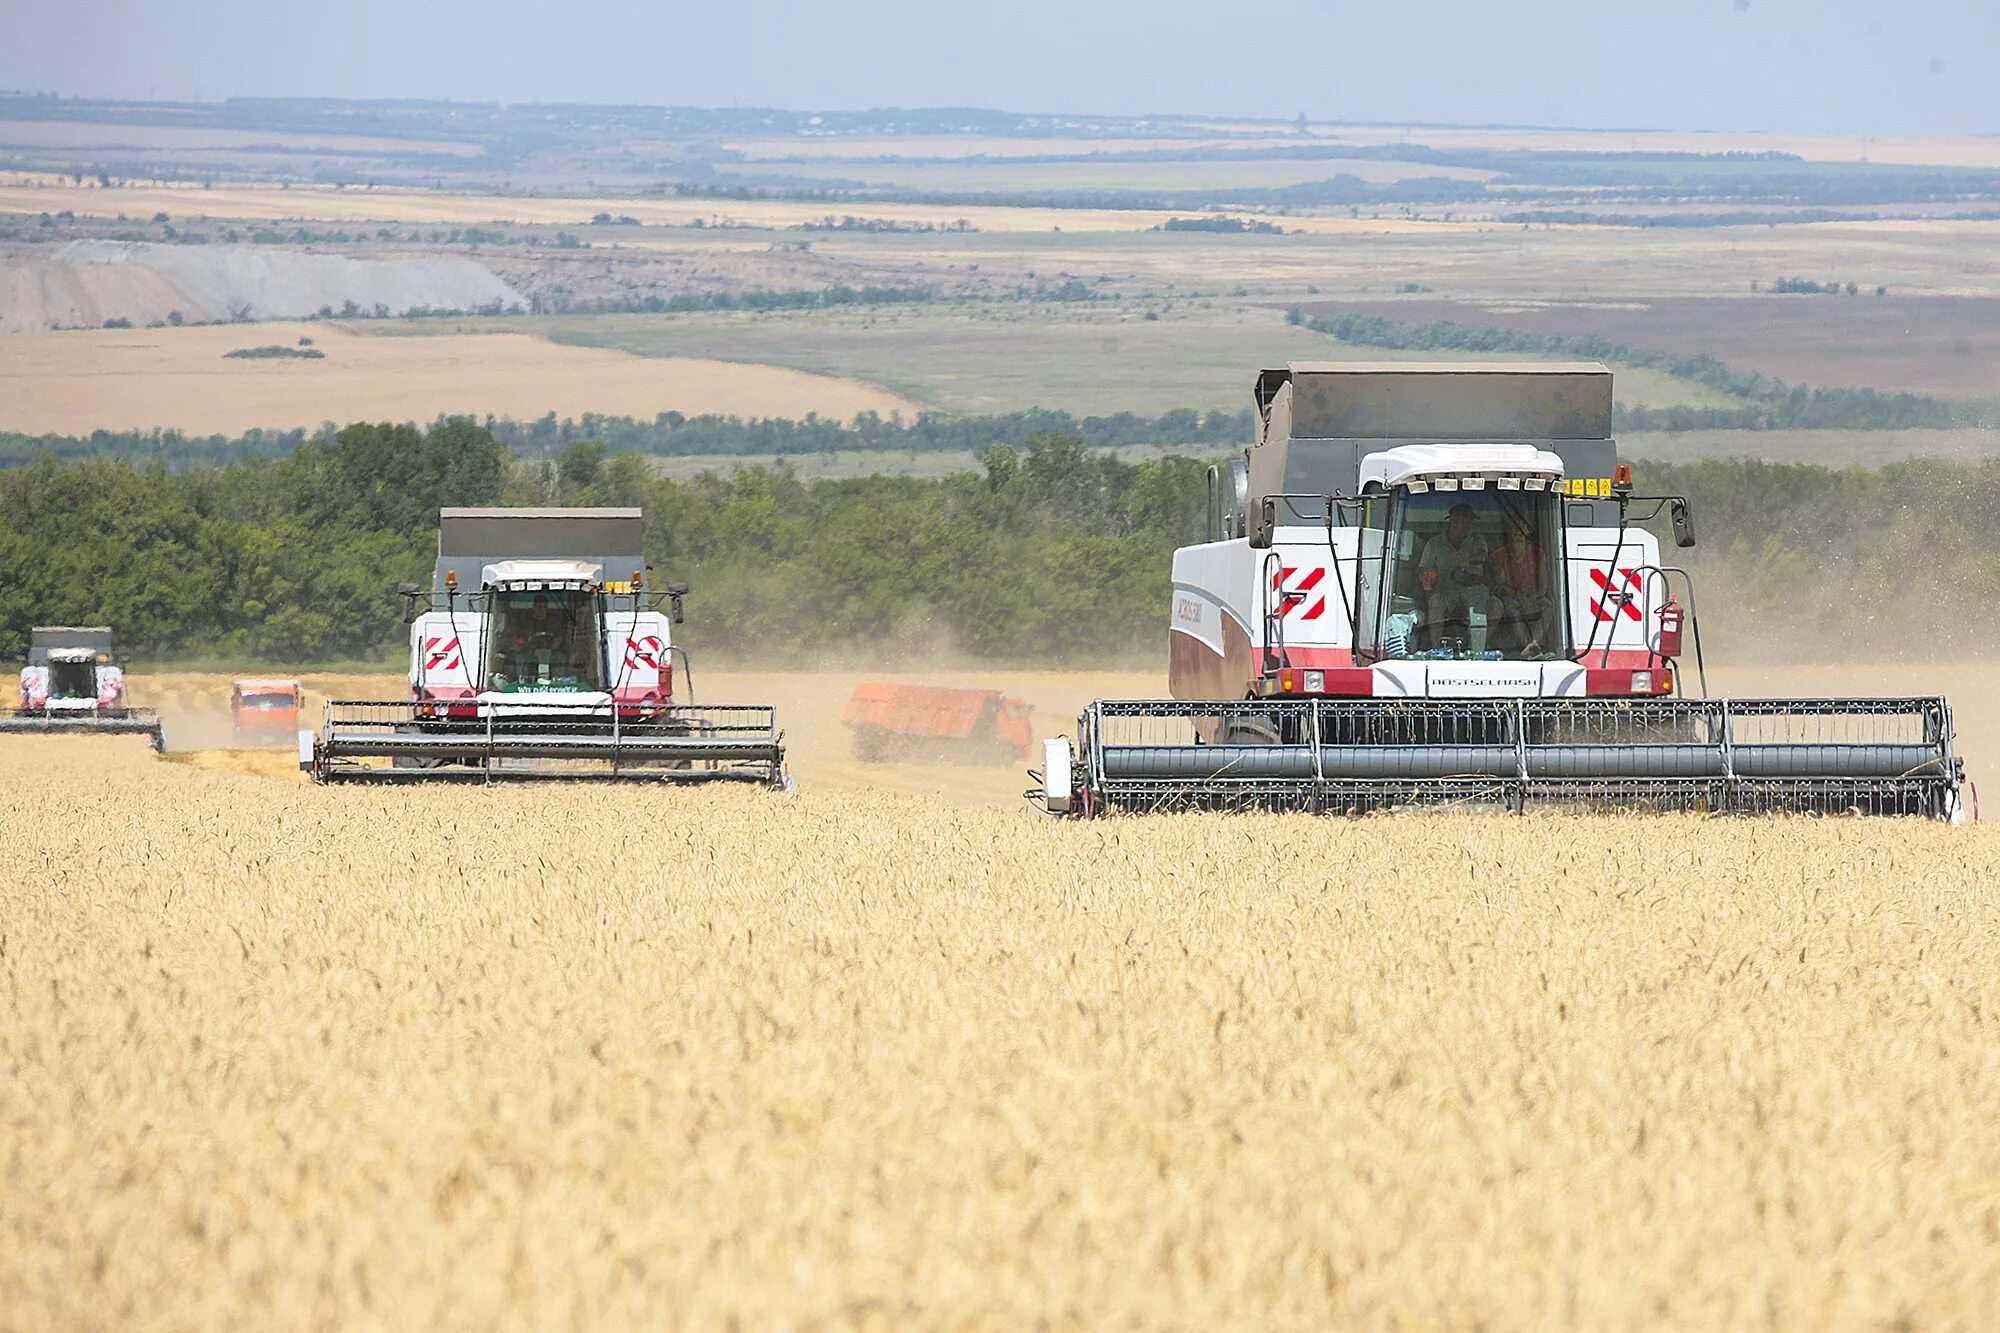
0 240 524 331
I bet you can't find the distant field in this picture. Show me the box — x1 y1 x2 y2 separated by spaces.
392 305 1740 417
722 134 1361 161
0 322 919 435
1623 427 2000 467
1240 123 2000 170
721 156 1500 192
719 125 2000 169
0 120 481 157
1310 295 2000 399
9 175 1999 307
0 175 1447 236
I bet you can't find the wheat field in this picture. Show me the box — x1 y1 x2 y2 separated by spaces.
0 323 921 436
4 727 2000 1329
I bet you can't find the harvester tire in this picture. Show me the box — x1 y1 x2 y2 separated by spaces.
1216 713 1281 747
390 723 453 769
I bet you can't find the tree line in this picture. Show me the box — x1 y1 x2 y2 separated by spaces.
0 407 1257 471
2 419 1996 669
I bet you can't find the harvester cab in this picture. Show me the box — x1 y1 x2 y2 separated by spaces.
3 626 164 751
304 507 786 785
1037 362 1965 820
401 558 670 708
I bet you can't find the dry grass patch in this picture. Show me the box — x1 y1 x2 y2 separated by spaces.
0 322 921 435
4 735 1999 1327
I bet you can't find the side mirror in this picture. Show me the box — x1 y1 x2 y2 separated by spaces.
1249 498 1276 549
396 581 424 625
1670 498 1697 548
670 595 686 626
664 581 690 597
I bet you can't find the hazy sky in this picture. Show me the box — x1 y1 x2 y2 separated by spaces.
4 0 1995 135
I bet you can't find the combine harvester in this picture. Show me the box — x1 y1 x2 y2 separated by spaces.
3 626 163 751
844 683 1034 764
1035 363 1967 820
302 507 787 786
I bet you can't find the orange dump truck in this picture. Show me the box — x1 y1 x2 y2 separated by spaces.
231 678 303 740
843 683 1034 764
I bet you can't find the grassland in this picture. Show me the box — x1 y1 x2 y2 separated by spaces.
0 322 919 435
1314 295 2000 400
5 725 2000 1327
1623 427 2000 467
412 305 1738 418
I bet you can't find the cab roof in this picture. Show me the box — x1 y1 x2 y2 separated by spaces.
1359 442 1565 489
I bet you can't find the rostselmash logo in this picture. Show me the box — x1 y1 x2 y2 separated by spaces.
1431 671 1539 690
1174 597 1203 624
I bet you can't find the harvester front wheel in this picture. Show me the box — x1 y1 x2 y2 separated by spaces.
1215 713 1282 746
390 722 453 769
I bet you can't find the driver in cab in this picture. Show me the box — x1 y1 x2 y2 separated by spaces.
1420 503 1496 643
512 594 566 676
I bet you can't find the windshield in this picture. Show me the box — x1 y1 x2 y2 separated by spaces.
48 659 95 699
483 587 604 692
239 693 294 711
1368 486 1568 662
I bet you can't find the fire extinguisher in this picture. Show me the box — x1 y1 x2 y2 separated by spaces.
1657 597 1684 660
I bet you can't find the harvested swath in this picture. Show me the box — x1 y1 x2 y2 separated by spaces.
3 735 1999 1326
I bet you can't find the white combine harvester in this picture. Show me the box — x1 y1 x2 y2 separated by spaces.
3 626 164 750
1036 363 1967 819
302 507 786 786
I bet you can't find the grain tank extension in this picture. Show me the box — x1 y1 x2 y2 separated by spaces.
1034 363 1966 819
303 507 786 785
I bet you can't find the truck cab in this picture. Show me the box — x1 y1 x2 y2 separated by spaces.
232 679 303 738
1170 364 1691 702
